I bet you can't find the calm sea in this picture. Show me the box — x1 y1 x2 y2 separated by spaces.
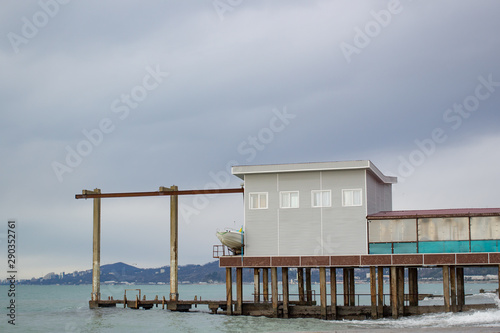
2 283 500 332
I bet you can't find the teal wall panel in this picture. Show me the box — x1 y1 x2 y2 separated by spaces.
419 241 470 253
444 240 469 253
393 242 417 254
370 240 500 254
471 240 499 252
419 241 445 253
369 243 392 254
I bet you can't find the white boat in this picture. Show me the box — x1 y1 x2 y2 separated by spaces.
216 227 244 254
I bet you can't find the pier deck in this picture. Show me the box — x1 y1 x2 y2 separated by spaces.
89 296 496 320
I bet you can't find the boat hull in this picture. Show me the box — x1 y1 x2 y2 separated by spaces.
216 230 244 254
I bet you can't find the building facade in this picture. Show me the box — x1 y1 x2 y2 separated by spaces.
232 160 397 256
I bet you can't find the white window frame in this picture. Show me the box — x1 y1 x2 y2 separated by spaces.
249 192 268 210
280 191 299 209
342 189 363 207
311 190 331 208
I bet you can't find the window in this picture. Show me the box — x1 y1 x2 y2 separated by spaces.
249 192 268 209
311 190 331 207
280 191 299 208
343 189 363 207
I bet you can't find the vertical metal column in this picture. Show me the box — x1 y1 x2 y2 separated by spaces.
298 268 305 303
377 266 384 318
450 266 457 313
170 185 179 301
91 188 101 301
349 268 355 306
397 267 404 317
443 265 450 312
305 268 312 305
370 266 377 319
498 265 500 299
390 266 398 319
319 267 327 319
282 267 289 319
408 267 418 306
271 267 279 318
226 268 233 315
330 267 337 320
236 267 243 315
263 268 269 302
457 266 465 312
343 268 349 306
254 268 260 303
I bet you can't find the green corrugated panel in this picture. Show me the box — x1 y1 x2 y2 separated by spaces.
444 240 469 253
418 241 445 253
369 243 392 254
471 240 499 252
393 242 417 254
419 241 470 253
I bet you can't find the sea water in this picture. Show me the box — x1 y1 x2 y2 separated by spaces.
1 283 500 332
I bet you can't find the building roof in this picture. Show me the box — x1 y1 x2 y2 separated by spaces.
232 160 397 184
367 208 500 220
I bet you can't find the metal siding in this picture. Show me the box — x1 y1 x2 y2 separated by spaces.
244 168 371 256
366 172 377 215
244 174 279 256
277 172 322 255
366 171 393 215
418 217 469 241
470 216 500 240
322 169 367 255
383 184 393 211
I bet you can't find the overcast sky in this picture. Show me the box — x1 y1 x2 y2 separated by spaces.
1 0 499 279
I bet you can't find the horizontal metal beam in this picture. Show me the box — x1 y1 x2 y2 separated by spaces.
75 187 244 199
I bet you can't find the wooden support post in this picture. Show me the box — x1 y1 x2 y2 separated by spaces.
282 267 289 319
457 266 465 312
498 265 500 298
390 266 398 319
254 268 260 303
343 268 349 306
226 268 233 315
370 266 377 319
169 185 179 301
305 268 312 305
450 266 457 313
263 268 269 302
236 267 243 315
397 267 404 317
443 265 451 312
319 267 327 319
91 188 101 302
349 268 355 306
377 267 384 318
271 267 279 318
298 268 305 303
330 267 337 320
408 267 418 306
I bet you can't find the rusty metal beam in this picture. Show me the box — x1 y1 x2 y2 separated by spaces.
76 187 244 199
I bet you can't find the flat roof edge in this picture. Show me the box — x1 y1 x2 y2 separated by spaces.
232 160 397 184
368 208 500 219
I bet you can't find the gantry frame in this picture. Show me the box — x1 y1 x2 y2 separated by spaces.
75 186 244 303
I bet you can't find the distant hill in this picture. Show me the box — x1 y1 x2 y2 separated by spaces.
7 262 498 285
17 261 229 285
